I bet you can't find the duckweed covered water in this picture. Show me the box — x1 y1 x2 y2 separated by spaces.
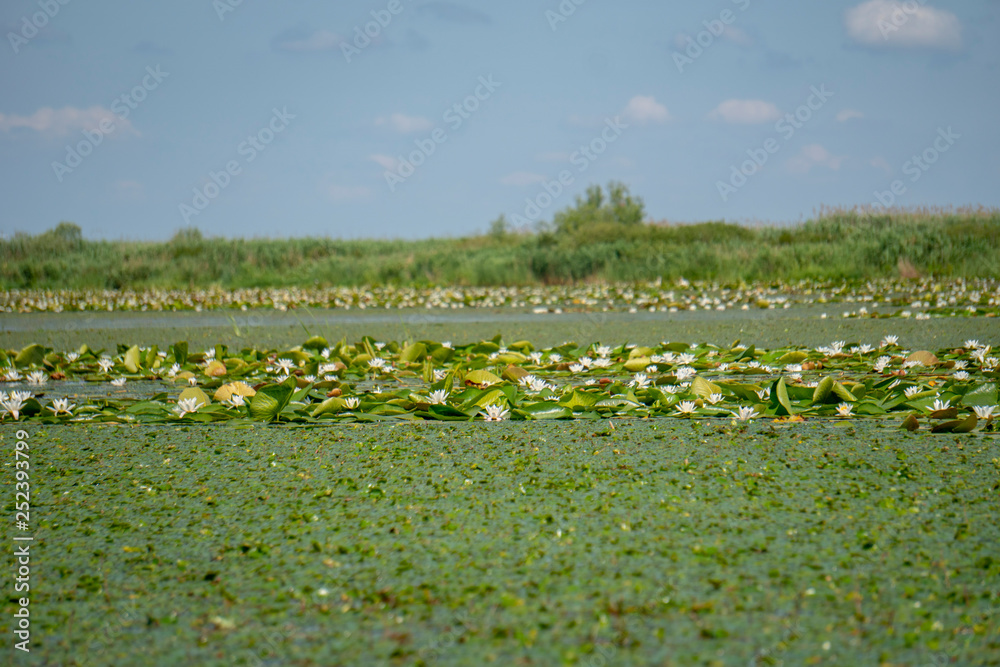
4 421 998 665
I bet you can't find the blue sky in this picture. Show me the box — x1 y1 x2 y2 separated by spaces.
1 0 998 240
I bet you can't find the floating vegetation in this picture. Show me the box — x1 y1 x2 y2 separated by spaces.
2 335 996 429
2 277 999 316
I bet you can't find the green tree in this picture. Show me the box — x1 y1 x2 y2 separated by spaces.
552 181 645 235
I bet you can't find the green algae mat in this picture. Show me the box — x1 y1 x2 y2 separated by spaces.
3 421 999 665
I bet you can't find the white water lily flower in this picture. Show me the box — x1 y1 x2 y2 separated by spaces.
836 403 853 417
4 369 21 382
952 360 967 370
2 394 26 420
972 405 996 419
732 406 758 421
677 353 696 365
111 377 127 387
204 348 216 360
275 358 295 374
482 404 509 421
528 352 543 364
427 390 448 405
26 371 48 385
880 335 899 347
570 364 585 373
675 401 698 415
707 393 724 405
173 397 204 418
629 373 650 390
47 398 76 416
592 358 612 368
931 399 951 412
548 353 562 363
755 388 769 400
675 367 696 381
433 369 448 381
167 363 181 377
953 371 970 381
344 397 360 409
66 352 79 362
904 386 921 398
873 356 891 372
964 339 981 349
368 357 387 370
320 347 332 359
578 357 593 369
223 394 245 408
98 358 114 373
595 346 612 358
188 377 198 386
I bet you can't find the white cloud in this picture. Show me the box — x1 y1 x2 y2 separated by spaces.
374 113 433 134
326 185 372 201
836 109 865 122
786 144 846 175
622 95 670 124
870 156 892 174
845 0 962 50
0 106 138 138
709 99 781 124
274 29 344 53
369 154 400 171
500 172 547 187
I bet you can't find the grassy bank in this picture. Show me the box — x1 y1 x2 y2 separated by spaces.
4 207 999 290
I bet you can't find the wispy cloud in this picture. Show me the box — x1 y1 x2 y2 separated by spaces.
369 154 401 171
375 113 433 134
709 99 781 124
845 0 962 50
113 180 145 201
501 172 547 187
787 144 846 174
836 109 865 122
0 106 138 138
272 28 345 53
622 95 670 124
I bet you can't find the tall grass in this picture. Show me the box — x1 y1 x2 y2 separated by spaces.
2 207 997 289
